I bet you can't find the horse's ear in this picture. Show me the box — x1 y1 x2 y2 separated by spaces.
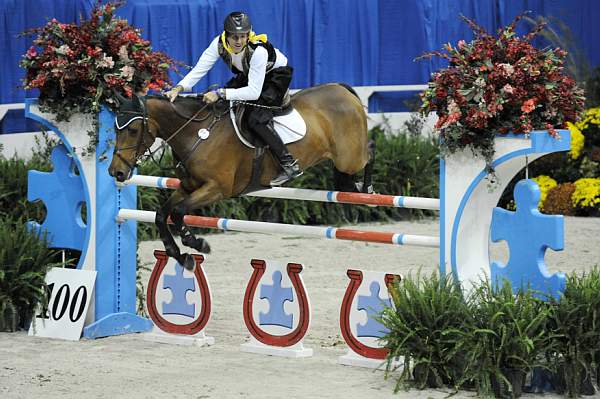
113 91 131 108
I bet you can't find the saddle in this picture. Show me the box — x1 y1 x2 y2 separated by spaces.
230 91 307 149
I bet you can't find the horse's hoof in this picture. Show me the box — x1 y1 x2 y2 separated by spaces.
181 234 195 247
199 240 211 254
181 253 196 271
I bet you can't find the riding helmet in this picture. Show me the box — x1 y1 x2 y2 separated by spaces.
224 12 251 34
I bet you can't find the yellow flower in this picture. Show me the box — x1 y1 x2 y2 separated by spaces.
572 178 600 209
576 107 600 131
532 175 557 209
567 121 585 159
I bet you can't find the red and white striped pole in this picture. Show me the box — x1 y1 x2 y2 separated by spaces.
116 209 439 248
122 175 440 210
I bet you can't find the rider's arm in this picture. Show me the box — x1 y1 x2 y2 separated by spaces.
177 36 220 91
222 46 268 101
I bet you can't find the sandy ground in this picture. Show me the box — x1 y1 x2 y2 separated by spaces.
1 216 599 399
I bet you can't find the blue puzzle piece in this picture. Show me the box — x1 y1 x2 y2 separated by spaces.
259 270 294 328
356 281 391 338
491 179 566 300
162 263 196 317
27 145 86 250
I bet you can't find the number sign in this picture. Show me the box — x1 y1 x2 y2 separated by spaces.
28 267 96 341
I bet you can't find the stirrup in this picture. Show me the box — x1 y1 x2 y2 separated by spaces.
270 160 303 186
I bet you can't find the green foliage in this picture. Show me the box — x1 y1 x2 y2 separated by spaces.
0 151 51 223
379 271 472 391
547 267 600 397
466 280 550 398
0 217 60 331
135 127 440 240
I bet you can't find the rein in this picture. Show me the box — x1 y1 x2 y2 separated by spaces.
114 96 230 173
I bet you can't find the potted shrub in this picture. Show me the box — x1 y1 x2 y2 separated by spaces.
379 271 473 391
547 267 600 397
0 217 60 331
466 279 551 398
418 13 585 174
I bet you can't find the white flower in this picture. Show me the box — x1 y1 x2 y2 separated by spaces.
56 45 70 55
448 99 460 114
118 45 130 62
120 65 135 81
97 54 115 69
474 77 486 88
498 63 514 75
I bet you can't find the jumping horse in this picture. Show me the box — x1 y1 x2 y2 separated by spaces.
109 83 373 270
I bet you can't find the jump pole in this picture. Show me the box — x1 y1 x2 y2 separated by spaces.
122 175 441 210
116 209 440 247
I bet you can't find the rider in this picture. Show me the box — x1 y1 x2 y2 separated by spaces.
166 11 302 186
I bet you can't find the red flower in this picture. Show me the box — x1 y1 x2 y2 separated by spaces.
521 98 536 114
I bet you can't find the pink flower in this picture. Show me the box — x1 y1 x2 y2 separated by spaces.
26 46 37 59
457 40 466 50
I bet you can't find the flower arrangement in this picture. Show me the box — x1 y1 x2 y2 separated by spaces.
19 1 177 122
418 13 585 171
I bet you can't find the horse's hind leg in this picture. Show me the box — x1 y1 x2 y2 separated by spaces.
360 139 376 194
333 168 356 192
155 191 196 270
333 140 375 193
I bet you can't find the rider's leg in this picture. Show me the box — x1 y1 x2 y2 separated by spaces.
247 108 302 186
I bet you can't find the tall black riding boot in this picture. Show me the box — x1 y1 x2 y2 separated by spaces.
253 121 303 186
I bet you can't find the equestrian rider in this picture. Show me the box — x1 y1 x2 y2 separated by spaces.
165 11 302 186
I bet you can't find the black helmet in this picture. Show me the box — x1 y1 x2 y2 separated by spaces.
224 12 251 34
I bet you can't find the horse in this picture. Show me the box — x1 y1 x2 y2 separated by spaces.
109 83 373 270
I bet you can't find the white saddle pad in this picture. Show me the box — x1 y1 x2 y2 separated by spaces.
229 104 307 149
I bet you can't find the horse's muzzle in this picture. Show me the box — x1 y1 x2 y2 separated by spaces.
108 165 130 183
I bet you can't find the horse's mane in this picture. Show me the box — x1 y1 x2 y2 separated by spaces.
146 94 227 116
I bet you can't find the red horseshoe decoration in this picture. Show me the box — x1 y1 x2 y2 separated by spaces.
147 250 212 335
339 269 400 360
243 259 310 347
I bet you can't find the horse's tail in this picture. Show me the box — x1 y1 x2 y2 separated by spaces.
336 82 360 100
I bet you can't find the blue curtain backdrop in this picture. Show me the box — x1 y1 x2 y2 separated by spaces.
2 0 599 113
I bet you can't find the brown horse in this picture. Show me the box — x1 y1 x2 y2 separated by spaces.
109 83 373 270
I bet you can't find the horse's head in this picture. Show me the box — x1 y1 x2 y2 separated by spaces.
109 94 158 182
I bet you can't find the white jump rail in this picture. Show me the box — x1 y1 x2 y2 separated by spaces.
117 209 440 247
123 175 440 210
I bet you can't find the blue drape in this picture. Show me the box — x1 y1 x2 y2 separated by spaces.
2 0 599 119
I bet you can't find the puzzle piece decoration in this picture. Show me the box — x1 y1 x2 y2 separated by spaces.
259 270 293 328
162 263 196 317
491 179 566 300
27 145 86 250
356 281 391 338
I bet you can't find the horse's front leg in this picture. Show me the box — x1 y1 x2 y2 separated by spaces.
170 180 224 258
155 191 194 269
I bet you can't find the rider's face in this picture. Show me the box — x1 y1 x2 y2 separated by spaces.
226 33 249 53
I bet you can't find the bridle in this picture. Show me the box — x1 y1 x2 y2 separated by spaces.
113 95 230 171
113 96 154 171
